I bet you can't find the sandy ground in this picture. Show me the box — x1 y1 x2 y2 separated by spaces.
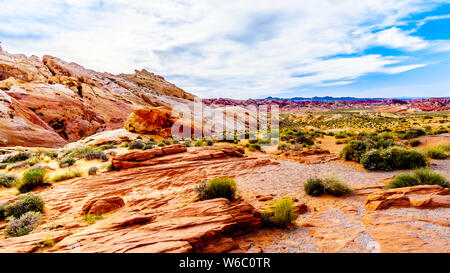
234 157 450 253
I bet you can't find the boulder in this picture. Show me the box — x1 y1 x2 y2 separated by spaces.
124 106 176 136
365 185 450 210
82 196 125 215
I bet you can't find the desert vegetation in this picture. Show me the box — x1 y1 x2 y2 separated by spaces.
304 177 353 197
18 167 50 193
5 211 41 237
51 168 83 182
424 145 450 159
386 169 449 189
262 197 299 228
195 177 238 201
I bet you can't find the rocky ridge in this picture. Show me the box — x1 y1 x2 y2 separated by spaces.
0 47 196 147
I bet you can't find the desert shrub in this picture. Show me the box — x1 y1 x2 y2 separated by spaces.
51 169 82 182
38 237 55 250
261 197 298 228
424 145 449 160
194 140 206 147
248 139 259 144
278 143 289 151
26 156 40 166
247 143 261 151
4 193 45 218
97 144 117 151
63 146 97 159
295 134 314 145
386 169 449 189
88 166 98 175
195 177 237 201
361 146 427 171
19 167 49 193
408 139 421 147
44 152 58 159
334 131 348 139
59 157 76 168
0 174 16 188
128 140 145 150
84 213 103 224
3 152 31 164
5 211 41 237
400 128 426 139
206 139 214 146
304 177 352 197
161 139 172 145
339 140 369 162
6 162 29 171
84 151 108 161
119 142 130 148
322 177 353 196
0 205 5 220
304 178 325 197
0 163 7 169
106 163 116 171
434 127 448 135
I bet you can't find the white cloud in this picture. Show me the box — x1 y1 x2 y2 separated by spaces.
0 0 445 98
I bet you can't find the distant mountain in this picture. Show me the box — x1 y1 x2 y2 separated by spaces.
264 96 429 102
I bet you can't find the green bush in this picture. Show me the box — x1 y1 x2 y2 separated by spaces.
424 145 449 160
434 127 448 135
128 140 145 150
44 152 58 159
361 146 427 171
51 169 82 182
63 146 97 159
84 151 108 161
339 140 369 162
0 205 6 220
194 140 206 147
18 167 49 193
195 177 237 201
408 139 421 147
4 193 45 218
400 128 426 139
84 213 103 224
248 143 261 151
59 157 76 168
26 156 40 166
304 178 326 197
3 152 31 164
304 177 353 197
88 166 98 175
295 134 314 145
386 169 449 189
106 163 116 171
0 174 16 188
97 144 117 151
262 197 298 228
5 211 41 237
334 131 348 139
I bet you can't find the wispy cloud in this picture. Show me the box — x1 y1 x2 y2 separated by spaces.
0 0 449 98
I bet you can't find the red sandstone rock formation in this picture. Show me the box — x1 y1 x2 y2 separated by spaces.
0 48 196 147
365 185 450 210
0 146 275 253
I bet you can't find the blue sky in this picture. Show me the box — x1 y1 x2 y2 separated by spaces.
1 0 450 99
